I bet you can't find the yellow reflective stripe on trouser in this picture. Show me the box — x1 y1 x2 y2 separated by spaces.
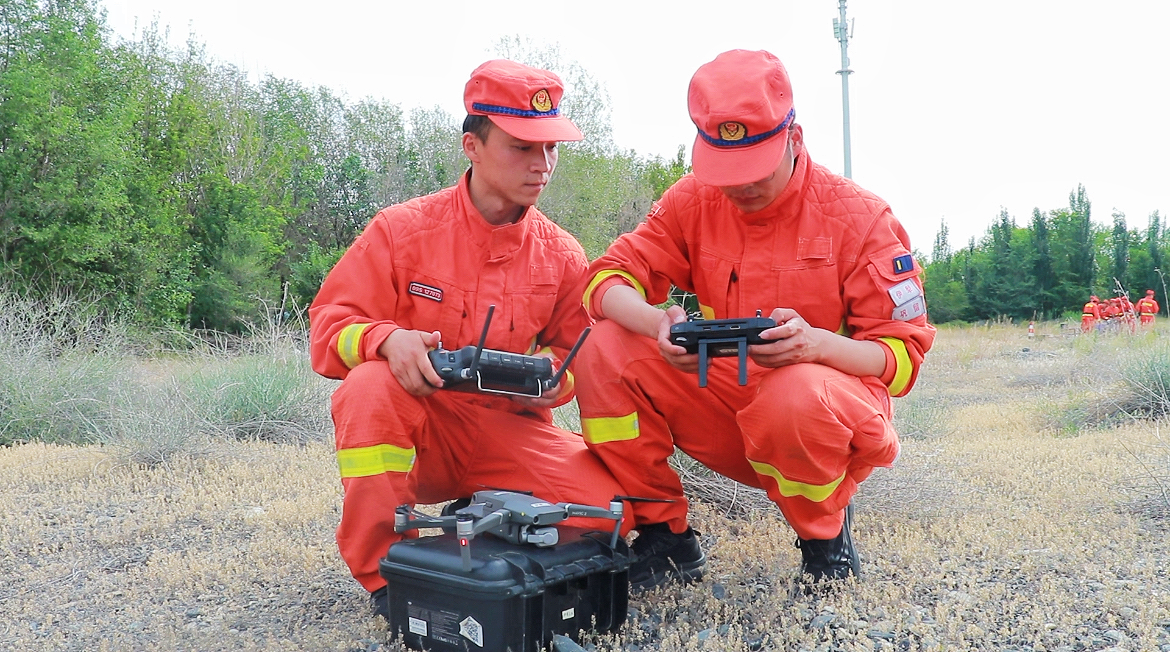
583 270 647 309
337 444 416 478
337 323 370 369
749 460 845 502
581 413 640 444
877 336 912 396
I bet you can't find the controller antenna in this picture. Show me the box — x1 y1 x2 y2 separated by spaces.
465 304 495 380
547 327 591 389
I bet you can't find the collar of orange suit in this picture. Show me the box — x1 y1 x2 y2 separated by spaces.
457 170 531 260
721 148 811 226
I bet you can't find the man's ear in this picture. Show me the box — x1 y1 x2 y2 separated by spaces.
789 123 805 154
462 132 481 164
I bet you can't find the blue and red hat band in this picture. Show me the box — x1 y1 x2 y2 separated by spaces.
697 107 795 148
472 102 559 118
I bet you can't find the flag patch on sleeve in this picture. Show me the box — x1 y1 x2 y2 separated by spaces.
893 254 915 274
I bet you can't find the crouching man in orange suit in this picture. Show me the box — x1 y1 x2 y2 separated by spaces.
572 50 936 591
309 60 632 619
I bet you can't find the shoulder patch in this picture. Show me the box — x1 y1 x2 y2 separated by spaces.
893 254 915 274
892 296 926 321
887 279 922 306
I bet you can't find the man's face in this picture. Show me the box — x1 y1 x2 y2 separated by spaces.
718 126 802 213
463 125 559 210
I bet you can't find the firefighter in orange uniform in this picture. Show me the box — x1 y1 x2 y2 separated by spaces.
1119 294 1136 334
1137 290 1160 328
572 50 935 589
1082 296 1101 333
309 60 632 618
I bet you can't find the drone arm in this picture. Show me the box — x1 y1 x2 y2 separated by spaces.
393 505 456 533
469 509 510 536
561 503 621 521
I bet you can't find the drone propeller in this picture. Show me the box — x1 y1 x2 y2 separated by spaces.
475 485 534 495
612 495 677 504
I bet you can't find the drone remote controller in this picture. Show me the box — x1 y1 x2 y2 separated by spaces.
428 305 590 398
669 311 777 387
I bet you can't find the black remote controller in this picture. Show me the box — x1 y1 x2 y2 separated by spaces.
428 305 590 398
668 312 777 387
669 315 777 355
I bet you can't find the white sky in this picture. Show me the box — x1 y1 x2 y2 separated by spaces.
101 0 1170 257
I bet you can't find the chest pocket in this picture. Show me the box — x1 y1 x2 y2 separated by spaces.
504 264 559 352
401 273 465 348
771 237 843 331
696 251 735 318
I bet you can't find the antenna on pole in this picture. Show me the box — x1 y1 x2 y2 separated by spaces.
832 0 854 179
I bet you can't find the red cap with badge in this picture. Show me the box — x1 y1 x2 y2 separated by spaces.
464 59 583 143
688 49 796 187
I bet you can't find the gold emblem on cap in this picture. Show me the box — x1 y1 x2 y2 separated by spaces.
531 89 552 113
719 122 746 141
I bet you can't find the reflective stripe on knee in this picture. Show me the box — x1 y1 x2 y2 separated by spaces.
748 460 845 502
337 443 416 478
582 413 640 444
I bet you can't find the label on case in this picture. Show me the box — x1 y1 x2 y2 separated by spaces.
562 607 575 620
408 617 428 636
460 616 484 647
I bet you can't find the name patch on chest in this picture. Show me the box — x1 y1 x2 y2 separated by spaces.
408 282 443 302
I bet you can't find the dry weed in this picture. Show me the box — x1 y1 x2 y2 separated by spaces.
3 321 1170 651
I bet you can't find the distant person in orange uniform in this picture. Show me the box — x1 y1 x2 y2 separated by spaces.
1119 294 1136 334
1137 290 1160 328
573 50 935 589
309 60 632 619
1082 296 1101 333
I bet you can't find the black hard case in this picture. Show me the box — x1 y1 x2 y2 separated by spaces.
378 528 631 652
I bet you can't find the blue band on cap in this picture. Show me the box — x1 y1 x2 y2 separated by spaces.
472 102 559 118
697 108 795 148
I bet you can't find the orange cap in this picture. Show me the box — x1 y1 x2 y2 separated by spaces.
688 50 796 186
464 60 583 143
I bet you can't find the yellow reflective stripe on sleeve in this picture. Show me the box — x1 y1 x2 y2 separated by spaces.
337 323 371 369
581 413 640 444
878 336 913 396
337 444 416 478
698 304 715 320
748 460 845 503
583 270 647 310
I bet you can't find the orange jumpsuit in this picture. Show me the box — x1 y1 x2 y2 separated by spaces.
1138 296 1159 326
574 152 935 541
1120 296 1136 333
1082 301 1100 333
310 172 631 592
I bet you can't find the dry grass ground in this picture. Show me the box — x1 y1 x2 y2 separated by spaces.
2 321 1170 651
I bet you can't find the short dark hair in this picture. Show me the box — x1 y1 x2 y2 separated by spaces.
463 115 493 142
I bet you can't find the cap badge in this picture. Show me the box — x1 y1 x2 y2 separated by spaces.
718 122 746 141
531 89 552 113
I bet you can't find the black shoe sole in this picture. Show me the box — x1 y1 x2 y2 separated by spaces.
630 552 707 591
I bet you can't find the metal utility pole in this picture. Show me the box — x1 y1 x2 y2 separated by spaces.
832 0 853 178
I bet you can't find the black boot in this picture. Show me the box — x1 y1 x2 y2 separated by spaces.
796 503 861 583
370 586 390 621
628 523 706 591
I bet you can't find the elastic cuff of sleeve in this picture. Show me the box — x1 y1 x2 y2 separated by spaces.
876 339 898 386
363 323 401 362
588 276 634 319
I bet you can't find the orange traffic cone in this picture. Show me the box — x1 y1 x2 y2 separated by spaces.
1028 321 1035 339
